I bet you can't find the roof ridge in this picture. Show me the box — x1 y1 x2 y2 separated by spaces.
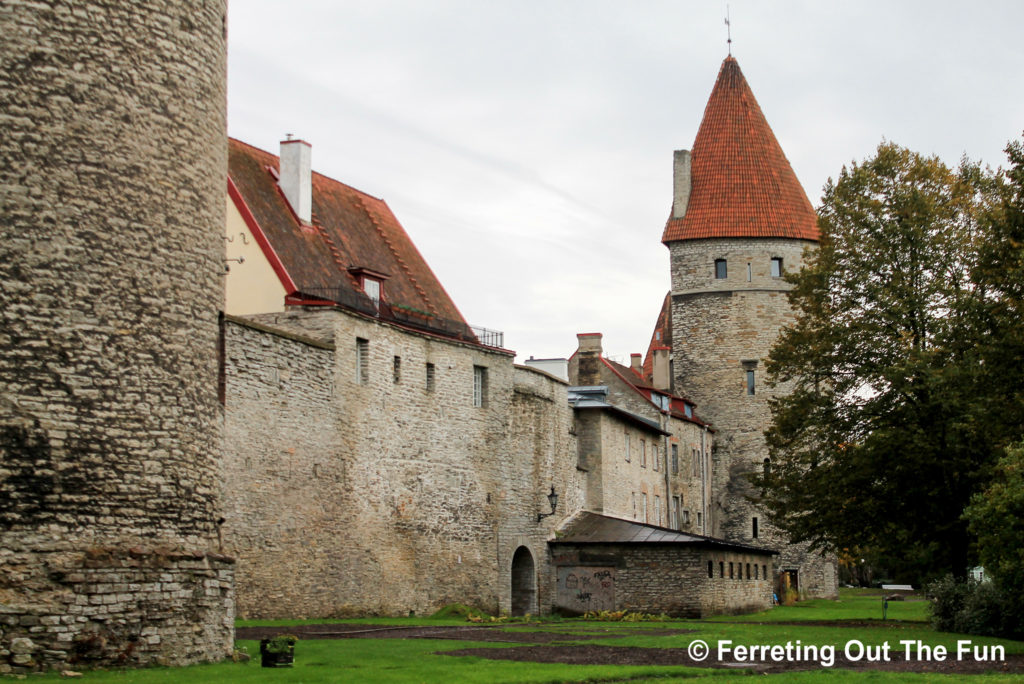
356 195 438 316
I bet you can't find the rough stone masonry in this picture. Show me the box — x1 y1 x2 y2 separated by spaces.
0 0 234 672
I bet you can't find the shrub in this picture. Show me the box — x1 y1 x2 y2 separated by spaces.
926 574 1023 639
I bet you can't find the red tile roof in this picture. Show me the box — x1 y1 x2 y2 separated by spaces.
642 292 672 380
228 138 475 341
662 57 819 243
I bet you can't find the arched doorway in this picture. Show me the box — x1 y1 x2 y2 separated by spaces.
510 546 537 616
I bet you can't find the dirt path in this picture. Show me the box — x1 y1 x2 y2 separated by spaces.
235 623 1023 674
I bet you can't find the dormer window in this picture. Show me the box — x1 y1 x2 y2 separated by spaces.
362 277 381 307
348 266 390 310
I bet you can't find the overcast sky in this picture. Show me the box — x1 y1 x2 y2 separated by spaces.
227 1 1024 364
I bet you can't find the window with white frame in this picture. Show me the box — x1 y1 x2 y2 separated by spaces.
473 365 488 407
363 277 381 307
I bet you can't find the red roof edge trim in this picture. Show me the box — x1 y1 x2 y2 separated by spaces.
228 176 298 294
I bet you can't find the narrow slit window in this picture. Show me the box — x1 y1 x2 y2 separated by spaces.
752 516 759 539
473 365 488 407
393 356 401 383
355 338 369 385
425 362 435 392
746 262 752 281
746 369 755 395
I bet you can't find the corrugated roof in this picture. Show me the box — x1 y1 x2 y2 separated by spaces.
228 139 474 339
662 57 819 243
551 512 775 554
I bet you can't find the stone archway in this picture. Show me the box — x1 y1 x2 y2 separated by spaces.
510 546 537 616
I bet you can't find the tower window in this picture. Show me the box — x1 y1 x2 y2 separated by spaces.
714 259 727 279
746 369 755 395
747 262 752 281
753 516 759 539
393 356 401 383
355 338 369 384
426 362 435 392
473 365 488 407
771 257 783 278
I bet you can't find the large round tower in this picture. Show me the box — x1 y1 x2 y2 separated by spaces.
0 0 233 671
663 57 837 598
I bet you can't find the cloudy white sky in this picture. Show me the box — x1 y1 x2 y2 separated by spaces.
227 1 1024 364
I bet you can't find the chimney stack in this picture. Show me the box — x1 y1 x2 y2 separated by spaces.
672 149 691 219
575 333 603 386
630 353 642 374
652 347 671 391
279 138 312 223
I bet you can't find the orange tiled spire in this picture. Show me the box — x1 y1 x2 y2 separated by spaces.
662 57 819 243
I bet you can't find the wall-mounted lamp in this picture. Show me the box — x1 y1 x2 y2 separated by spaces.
536 486 559 523
224 255 245 273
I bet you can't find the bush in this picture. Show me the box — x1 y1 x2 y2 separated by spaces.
926 574 1022 639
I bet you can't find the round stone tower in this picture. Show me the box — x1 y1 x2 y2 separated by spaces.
0 0 233 671
663 57 837 598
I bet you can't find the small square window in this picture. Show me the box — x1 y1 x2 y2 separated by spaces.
771 257 783 278
714 258 727 279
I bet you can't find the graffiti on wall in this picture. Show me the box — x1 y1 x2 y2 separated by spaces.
556 566 615 612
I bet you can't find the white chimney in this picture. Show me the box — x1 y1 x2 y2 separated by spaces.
672 149 691 219
279 138 312 223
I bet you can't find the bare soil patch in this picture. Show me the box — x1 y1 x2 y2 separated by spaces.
236 623 1023 674
236 623 693 644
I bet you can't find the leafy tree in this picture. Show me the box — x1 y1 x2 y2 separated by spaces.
964 441 1024 634
756 141 1017 581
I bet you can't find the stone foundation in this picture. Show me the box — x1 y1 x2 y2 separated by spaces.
0 549 234 673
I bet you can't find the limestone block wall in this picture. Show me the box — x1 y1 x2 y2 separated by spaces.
496 367 582 615
223 310 581 617
669 238 837 598
551 544 772 617
221 318 339 619
0 0 233 671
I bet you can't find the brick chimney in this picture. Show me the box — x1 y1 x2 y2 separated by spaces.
279 137 312 223
575 333 603 386
672 149 691 219
651 347 671 391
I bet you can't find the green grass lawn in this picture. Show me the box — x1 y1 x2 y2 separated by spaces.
23 590 1024 682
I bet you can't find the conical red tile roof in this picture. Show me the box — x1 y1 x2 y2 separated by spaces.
662 57 819 243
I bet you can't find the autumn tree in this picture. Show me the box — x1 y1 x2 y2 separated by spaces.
756 141 1018 581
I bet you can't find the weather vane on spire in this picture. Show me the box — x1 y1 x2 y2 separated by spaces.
725 4 732 56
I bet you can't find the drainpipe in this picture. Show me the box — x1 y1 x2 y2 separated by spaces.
700 425 709 534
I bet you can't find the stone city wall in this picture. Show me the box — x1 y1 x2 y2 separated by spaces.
223 310 581 617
